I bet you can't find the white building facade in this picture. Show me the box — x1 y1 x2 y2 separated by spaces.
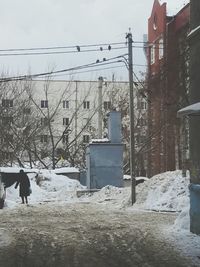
0 78 148 173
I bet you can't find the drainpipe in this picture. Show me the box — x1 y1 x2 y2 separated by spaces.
98 77 103 139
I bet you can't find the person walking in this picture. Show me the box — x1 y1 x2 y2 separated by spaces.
15 170 31 204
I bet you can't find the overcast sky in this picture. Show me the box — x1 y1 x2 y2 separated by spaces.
0 0 189 81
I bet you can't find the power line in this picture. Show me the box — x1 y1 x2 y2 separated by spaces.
0 46 127 57
0 45 164 57
37 65 126 79
36 62 146 79
0 40 167 53
0 42 125 52
0 54 128 82
0 41 165 58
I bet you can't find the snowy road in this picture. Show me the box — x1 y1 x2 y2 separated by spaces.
0 202 198 267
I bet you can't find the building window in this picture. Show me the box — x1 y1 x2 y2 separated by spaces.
103 101 111 110
83 135 90 143
159 38 164 59
136 135 146 145
63 117 69 126
40 135 48 143
41 100 48 108
63 100 69 109
83 101 90 109
150 44 155 65
2 99 13 108
1 134 13 144
1 151 13 160
153 14 158 30
137 101 147 110
23 108 31 114
62 134 69 144
41 117 48 126
1 116 13 126
138 118 147 127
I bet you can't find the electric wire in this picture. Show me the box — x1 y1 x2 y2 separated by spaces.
0 40 165 53
0 46 127 57
0 40 166 57
0 42 126 52
36 65 126 79
0 54 128 82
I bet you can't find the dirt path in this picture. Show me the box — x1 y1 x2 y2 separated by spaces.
0 202 197 267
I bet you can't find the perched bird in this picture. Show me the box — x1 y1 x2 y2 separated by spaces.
108 45 111 50
103 58 106 61
96 59 100 63
76 46 80 52
100 47 103 51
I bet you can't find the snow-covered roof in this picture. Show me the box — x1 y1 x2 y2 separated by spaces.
52 167 79 174
90 138 110 144
188 25 200 38
0 167 38 173
177 102 200 117
123 175 149 181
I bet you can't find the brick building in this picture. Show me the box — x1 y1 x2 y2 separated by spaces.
147 0 190 176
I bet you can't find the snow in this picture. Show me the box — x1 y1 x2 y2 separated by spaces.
0 167 38 173
177 102 200 117
188 25 200 38
90 138 110 143
1 167 200 261
1 169 190 218
123 174 149 182
4 170 85 209
52 167 79 174
134 170 189 212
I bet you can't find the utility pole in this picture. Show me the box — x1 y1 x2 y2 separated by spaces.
98 76 103 139
75 81 78 150
126 31 136 204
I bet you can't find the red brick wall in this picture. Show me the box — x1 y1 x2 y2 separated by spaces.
147 1 189 177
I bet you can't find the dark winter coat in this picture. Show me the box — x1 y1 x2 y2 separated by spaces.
15 173 31 197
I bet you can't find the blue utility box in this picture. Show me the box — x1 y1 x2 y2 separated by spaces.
86 111 123 189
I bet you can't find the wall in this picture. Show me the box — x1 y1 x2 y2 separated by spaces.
147 0 190 176
86 143 123 189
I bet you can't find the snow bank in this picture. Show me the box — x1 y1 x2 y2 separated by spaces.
87 185 130 207
85 170 190 231
3 168 191 232
88 170 189 213
174 207 190 231
4 170 85 208
134 170 189 212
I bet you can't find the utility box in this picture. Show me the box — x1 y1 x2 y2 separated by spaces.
86 111 123 189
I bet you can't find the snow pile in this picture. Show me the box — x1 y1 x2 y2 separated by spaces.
88 185 130 207
174 207 190 231
4 170 85 208
134 170 190 212
85 170 190 231
34 157 70 169
5 173 45 208
37 170 82 191
2 167 193 234
87 170 189 212
3 168 191 232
